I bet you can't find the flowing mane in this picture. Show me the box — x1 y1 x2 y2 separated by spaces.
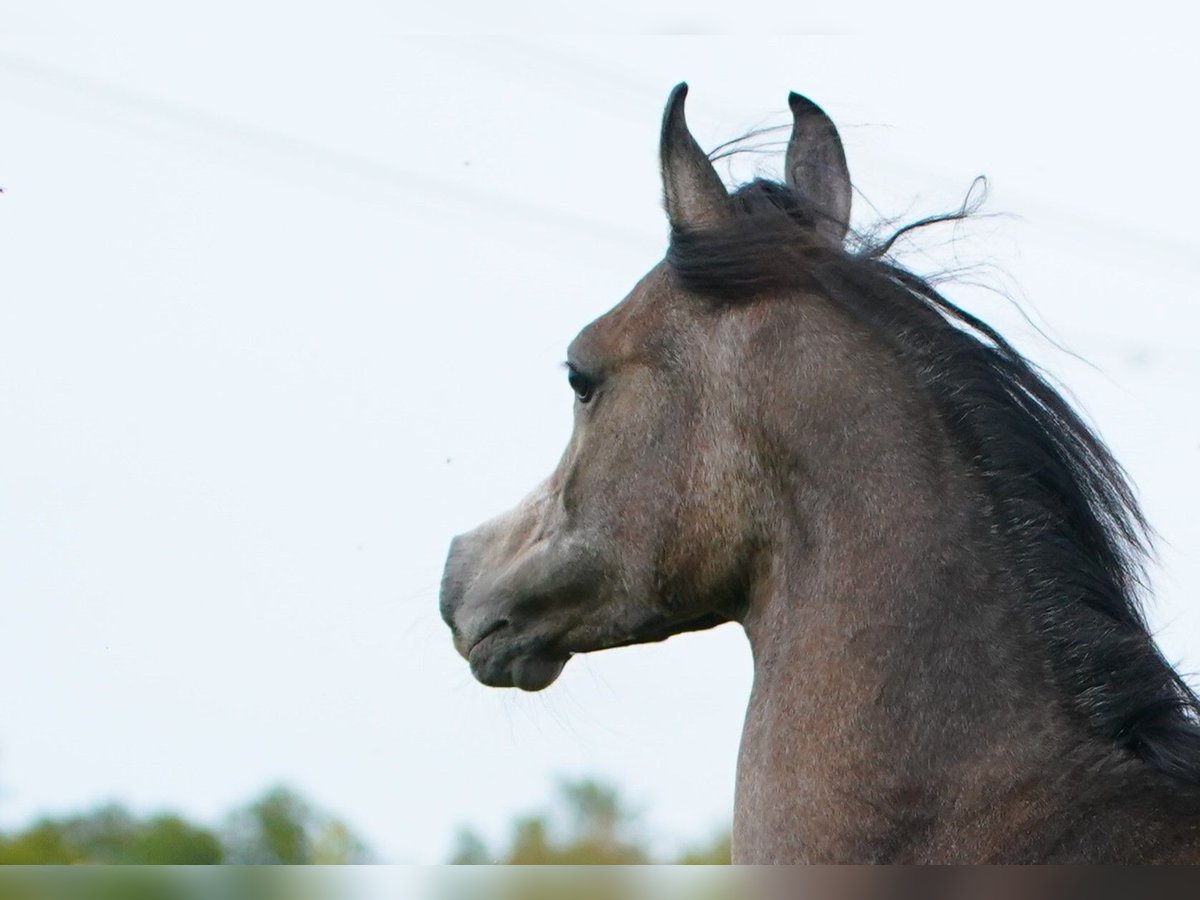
667 175 1200 781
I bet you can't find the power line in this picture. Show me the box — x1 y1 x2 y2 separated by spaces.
2 47 1196 267
431 37 1200 267
0 51 655 251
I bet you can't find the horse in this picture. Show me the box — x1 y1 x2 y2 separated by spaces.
438 84 1200 863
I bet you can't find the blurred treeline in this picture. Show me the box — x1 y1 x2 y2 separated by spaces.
450 778 731 865
0 778 729 864
0 786 367 864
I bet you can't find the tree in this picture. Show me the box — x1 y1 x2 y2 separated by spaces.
448 827 491 864
0 785 367 864
677 830 732 865
220 785 369 864
0 805 222 864
448 777 730 864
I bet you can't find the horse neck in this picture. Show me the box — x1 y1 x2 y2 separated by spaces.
731 423 1123 863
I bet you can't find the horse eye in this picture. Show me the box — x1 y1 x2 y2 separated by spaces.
567 366 595 404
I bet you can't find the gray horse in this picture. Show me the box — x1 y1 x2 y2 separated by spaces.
440 85 1200 863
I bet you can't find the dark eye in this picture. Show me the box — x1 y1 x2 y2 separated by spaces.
567 365 595 404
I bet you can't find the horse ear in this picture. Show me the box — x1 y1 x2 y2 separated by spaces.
785 93 852 245
660 83 730 230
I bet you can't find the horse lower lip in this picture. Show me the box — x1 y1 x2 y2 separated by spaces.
468 642 567 691
510 655 566 691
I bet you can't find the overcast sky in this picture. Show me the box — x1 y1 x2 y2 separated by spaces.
2 11 1198 863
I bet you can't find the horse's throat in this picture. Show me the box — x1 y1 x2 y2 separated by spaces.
732 535 1074 863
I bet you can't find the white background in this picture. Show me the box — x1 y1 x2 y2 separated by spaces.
2 8 1198 862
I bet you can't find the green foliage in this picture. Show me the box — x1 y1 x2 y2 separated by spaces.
0 776 727 865
134 815 225 864
450 777 730 865
448 827 491 865
0 821 77 865
0 805 222 865
220 782 367 868
222 787 310 864
222 785 367 864
677 830 732 865
0 786 365 865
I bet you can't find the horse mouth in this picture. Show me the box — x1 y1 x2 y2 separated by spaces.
467 633 570 691
461 611 728 692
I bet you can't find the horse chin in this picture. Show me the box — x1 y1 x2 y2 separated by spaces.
510 654 568 691
468 641 569 692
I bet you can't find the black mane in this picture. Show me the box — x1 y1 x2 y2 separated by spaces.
668 177 1200 782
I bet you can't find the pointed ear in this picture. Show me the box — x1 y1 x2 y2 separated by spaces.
660 83 730 230
785 93 852 245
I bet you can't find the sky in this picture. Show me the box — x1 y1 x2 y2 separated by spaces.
1 11 1199 863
